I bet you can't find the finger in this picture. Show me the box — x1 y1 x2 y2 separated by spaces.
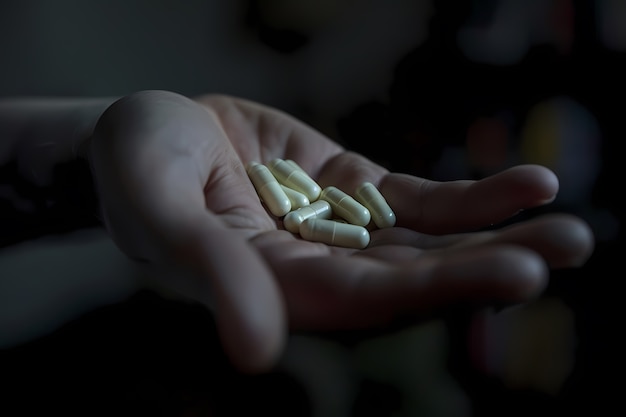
446 213 595 269
316 152 559 234
129 167 286 373
162 212 287 374
380 164 559 234
91 91 286 373
275 246 548 330
366 213 595 269
145 164 286 374
140 165 285 374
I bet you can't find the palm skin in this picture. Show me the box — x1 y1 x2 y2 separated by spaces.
87 90 594 373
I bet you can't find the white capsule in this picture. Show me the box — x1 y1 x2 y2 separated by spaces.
285 159 305 173
319 186 371 226
354 182 396 228
299 218 370 249
268 158 321 201
246 162 291 217
281 185 310 210
283 200 332 233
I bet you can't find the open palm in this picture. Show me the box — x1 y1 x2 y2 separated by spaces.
88 90 594 373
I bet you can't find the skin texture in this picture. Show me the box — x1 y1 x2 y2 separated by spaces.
86 90 595 373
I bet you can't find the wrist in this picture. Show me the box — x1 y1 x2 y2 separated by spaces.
0 97 117 243
1 98 115 185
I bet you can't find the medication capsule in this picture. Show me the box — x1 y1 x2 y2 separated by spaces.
246 161 291 217
299 218 370 249
285 159 305 172
319 186 371 226
283 200 332 233
354 182 396 228
268 158 321 201
281 185 310 210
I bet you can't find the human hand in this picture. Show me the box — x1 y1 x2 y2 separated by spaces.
87 90 594 373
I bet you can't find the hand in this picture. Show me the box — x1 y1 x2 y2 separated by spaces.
87 90 594 373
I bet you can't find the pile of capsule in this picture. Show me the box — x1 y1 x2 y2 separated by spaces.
246 158 396 249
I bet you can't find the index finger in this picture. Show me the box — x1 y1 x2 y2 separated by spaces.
316 152 559 234
381 164 559 234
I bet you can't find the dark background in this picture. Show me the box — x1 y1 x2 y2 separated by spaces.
1 1 623 416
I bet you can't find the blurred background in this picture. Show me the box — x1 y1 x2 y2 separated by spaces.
0 0 623 416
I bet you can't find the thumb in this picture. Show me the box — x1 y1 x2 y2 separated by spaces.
87 90 287 372
157 211 287 374
91 142 287 373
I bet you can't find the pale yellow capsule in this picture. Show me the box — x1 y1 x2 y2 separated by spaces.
268 158 321 201
285 159 305 172
319 186 371 226
283 200 332 233
246 162 291 217
299 218 370 249
281 185 310 210
355 182 396 228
